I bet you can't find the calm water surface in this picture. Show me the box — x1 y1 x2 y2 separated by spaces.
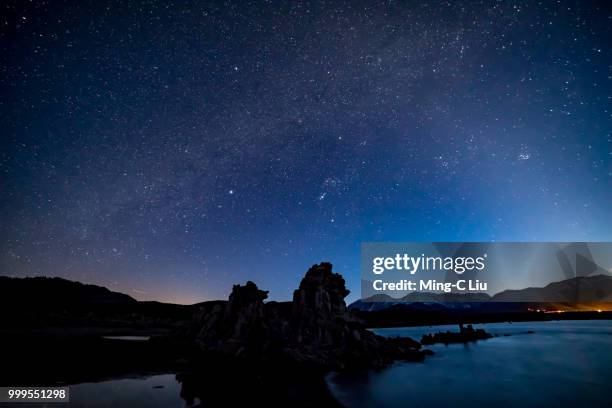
327 320 612 408
64 320 611 407
68 374 190 408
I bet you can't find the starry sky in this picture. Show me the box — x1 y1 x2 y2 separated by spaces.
1 0 611 304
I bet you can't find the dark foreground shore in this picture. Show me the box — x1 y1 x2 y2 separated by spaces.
1 332 342 407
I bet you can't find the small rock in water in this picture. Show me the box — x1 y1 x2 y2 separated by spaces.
420 324 493 345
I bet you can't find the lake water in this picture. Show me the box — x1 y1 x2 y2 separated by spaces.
67 374 193 408
63 320 611 407
327 320 612 408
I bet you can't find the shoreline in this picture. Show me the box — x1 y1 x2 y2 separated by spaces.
358 310 612 329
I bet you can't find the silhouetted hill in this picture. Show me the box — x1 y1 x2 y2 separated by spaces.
0 276 137 307
0 276 202 330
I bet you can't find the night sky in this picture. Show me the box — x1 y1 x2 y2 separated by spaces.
1 0 610 304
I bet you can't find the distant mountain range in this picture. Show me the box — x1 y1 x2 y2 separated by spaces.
2 274 611 330
492 274 612 302
351 274 612 312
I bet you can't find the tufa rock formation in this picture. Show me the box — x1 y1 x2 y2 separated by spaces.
420 323 493 345
186 262 427 370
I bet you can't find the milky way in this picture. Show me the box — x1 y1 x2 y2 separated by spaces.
1 1 611 303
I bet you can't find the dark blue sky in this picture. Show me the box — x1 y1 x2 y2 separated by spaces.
1 0 610 303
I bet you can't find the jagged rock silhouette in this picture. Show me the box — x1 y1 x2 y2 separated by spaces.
187 262 427 369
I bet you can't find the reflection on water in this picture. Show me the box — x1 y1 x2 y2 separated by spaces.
68 320 612 408
67 361 333 407
69 374 193 408
328 320 612 408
